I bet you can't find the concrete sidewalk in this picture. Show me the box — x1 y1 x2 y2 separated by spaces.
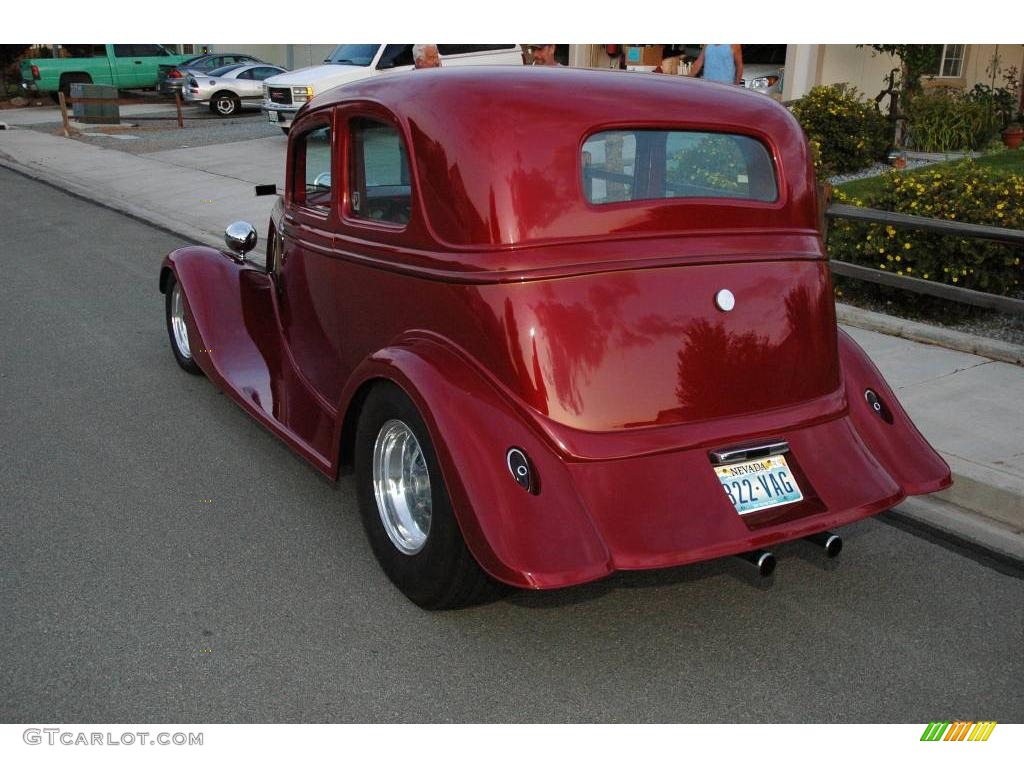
0 123 282 253
1 123 1021 564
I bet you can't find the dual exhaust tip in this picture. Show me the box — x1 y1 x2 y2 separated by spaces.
737 530 842 577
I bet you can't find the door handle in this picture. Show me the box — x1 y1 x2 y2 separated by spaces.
134 60 142 64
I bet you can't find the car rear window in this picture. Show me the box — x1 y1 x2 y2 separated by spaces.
207 65 243 77
582 129 778 205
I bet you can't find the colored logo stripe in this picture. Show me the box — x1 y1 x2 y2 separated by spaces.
970 722 997 741
920 721 996 742
944 722 971 741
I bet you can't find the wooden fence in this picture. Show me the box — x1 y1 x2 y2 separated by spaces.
824 203 1024 316
57 91 185 137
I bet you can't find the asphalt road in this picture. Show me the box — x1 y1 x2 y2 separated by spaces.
1 166 1022 723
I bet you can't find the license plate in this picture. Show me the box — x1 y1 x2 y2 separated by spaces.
268 110 278 123
715 455 803 515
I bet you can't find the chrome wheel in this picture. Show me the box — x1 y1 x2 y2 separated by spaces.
372 419 432 555
170 282 192 360
214 95 236 116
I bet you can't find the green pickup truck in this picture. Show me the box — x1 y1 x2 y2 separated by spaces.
20 44 190 99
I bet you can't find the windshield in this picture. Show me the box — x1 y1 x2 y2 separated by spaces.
324 44 380 66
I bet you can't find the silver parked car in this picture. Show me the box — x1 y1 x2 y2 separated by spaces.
185 64 287 116
158 53 266 97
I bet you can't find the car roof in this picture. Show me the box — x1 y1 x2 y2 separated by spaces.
305 66 817 248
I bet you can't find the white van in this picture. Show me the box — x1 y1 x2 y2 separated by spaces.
262 44 523 132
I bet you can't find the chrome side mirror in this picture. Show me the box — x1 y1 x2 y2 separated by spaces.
224 221 258 262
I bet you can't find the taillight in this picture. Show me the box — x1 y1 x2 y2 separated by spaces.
31 64 40 79
169 69 182 79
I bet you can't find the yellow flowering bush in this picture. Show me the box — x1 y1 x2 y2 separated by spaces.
828 161 1024 296
790 84 891 175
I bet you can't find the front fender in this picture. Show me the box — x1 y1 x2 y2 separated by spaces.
159 246 272 391
838 329 951 495
337 336 613 589
160 246 337 475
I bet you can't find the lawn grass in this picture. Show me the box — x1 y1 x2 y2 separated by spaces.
835 148 1024 200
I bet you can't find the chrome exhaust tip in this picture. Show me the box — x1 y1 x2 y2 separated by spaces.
737 549 777 578
805 531 843 558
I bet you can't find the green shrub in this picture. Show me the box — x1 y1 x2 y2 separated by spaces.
906 89 996 152
827 161 1023 296
790 84 891 175
966 83 1018 132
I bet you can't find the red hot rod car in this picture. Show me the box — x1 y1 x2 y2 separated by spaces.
159 67 951 608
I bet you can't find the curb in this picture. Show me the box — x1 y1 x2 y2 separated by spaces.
836 303 1024 366
938 456 1024 532
882 495 1024 575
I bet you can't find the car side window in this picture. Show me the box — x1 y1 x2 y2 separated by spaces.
135 44 169 57
252 67 282 81
376 45 414 69
113 44 133 58
348 117 411 226
294 125 332 211
235 68 254 80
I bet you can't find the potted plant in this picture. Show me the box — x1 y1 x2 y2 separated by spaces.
1002 120 1023 149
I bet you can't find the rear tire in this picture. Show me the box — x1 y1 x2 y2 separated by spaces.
165 276 203 376
354 382 503 609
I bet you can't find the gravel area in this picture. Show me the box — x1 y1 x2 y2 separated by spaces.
836 289 1024 347
828 159 940 186
22 110 280 154
948 313 1024 346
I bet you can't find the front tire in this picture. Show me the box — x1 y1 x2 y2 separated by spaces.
165 276 203 376
354 382 501 609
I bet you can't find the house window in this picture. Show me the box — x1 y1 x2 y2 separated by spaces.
926 45 965 78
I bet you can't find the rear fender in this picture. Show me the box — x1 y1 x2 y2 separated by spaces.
838 329 951 495
337 337 612 589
